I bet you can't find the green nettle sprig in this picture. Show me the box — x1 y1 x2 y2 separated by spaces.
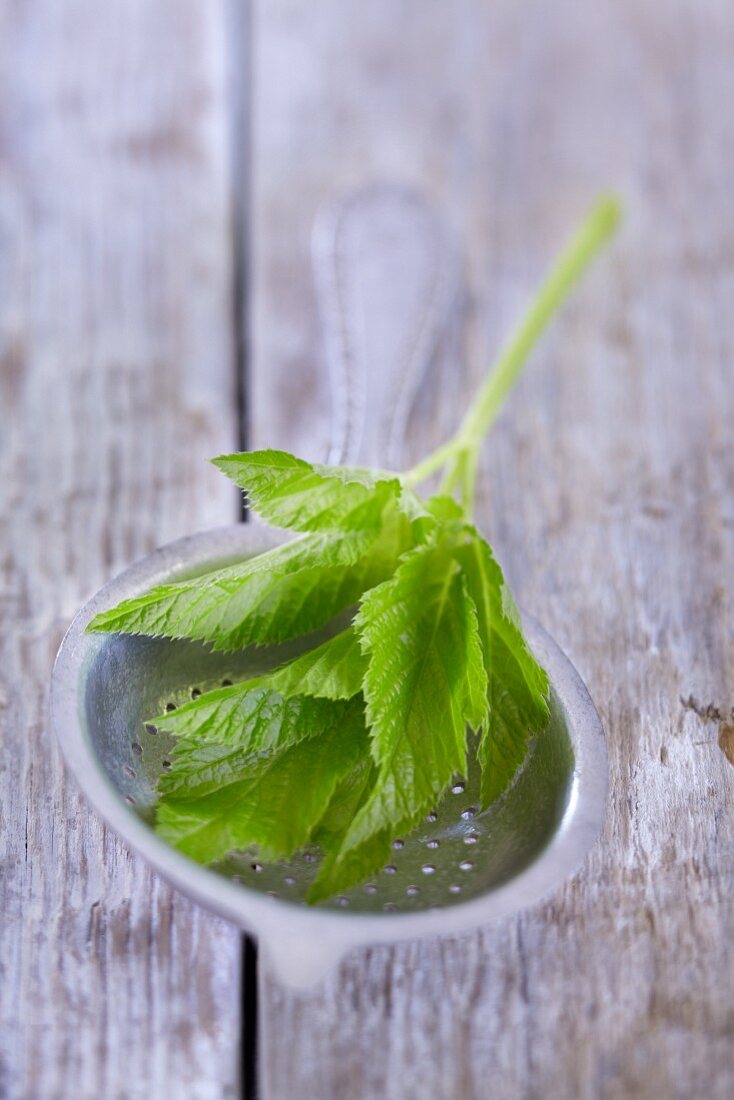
88 197 620 903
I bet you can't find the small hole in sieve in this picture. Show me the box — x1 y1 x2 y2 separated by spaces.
422 864 436 875
165 702 177 712
426 811 438 823
406 885 420 896
123 765 137 779
145 724 158 736
191 687 201 699
463 833 479 845
461 806 477 820
131 742 143 756
383 864 397 875
426 839 440 849
222 679 233 687
451 782 465 794
459 859 474 871
392 838 405 850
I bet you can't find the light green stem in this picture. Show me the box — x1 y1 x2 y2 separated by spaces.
438 452 463 497
403 195 621 511
402 438 464 487
459 448 479 519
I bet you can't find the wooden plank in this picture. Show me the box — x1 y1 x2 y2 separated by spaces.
0 2 244 1096
250 1 734 1097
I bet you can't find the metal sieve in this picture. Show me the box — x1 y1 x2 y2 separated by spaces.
50 187 608 988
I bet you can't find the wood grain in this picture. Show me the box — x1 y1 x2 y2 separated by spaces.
251 1 734 1097
0 2 244 1096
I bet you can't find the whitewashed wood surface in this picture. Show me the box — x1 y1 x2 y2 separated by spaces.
1 0 733 1098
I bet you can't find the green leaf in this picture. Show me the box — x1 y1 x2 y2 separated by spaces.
149 627 364 753
309 827 394 906
266 626 366 699
317 543 485 891
317 465 431 534
310 463 395 488
311 757 377 849
212 449 401 532
154 685 336 759
213 448 433 542
307 758 406 905
460 575 491 734
454 529 549 805
425 495 464 523
156 694 368 862
87 523 405 650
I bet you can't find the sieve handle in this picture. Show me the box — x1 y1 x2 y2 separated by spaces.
312 184 459 470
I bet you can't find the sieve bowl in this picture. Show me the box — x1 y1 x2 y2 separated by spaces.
50 522 608 988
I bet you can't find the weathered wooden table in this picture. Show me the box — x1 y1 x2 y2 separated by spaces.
1 2 732 1097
